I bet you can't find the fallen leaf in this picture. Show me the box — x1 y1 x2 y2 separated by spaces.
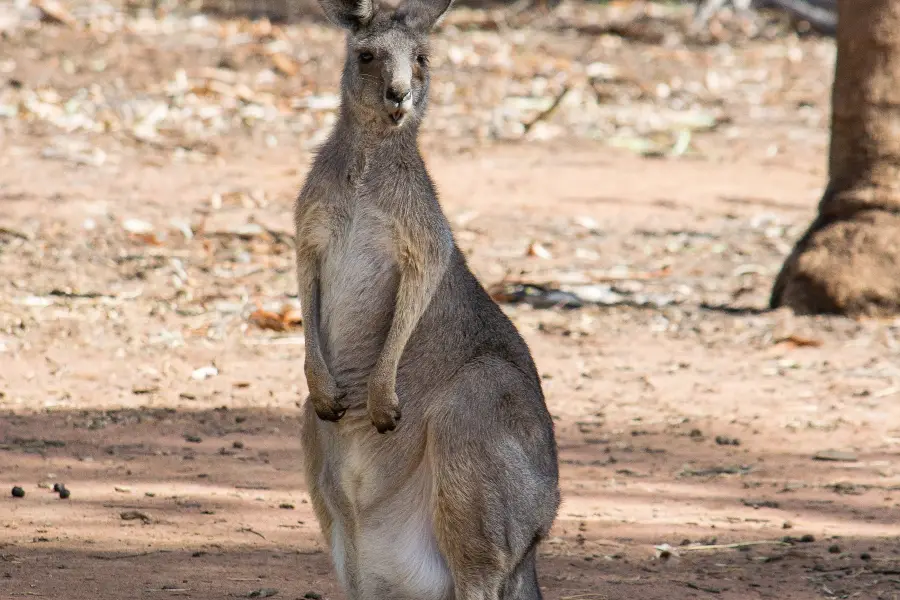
33 0 76 27
270 53 298 77
248 304 303 331
775 334 823 348
120 510 152 523
279 305 303 328
526 241 553 259
249 308 288 332
128 232 164 246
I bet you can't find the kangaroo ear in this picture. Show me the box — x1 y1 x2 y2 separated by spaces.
319 0 375 30
395 0 453 31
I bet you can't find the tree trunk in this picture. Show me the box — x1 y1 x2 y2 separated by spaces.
770 0 900 316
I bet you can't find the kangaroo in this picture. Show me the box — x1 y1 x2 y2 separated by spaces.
293 0 561 598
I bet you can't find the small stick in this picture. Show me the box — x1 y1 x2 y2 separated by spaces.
238 527 267 540
89 550 162 560
523 86 571 134
680 540 791 552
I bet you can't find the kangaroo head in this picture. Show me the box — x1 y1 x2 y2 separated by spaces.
318 0 453 131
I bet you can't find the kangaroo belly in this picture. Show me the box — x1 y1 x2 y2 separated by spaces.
319 211 398 390
356 505 452 600
323 438 452 600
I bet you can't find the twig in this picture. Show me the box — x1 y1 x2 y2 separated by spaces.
680 540 791 552
522 86 571 134
0 227 32 241
685 581 722 594
89 550 164 560
238 527 267 540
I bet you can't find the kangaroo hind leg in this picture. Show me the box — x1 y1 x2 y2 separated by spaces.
429 359 559 600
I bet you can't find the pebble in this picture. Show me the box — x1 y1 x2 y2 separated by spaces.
11 486 25 498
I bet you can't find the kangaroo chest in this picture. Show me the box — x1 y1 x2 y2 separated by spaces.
316 203 400 389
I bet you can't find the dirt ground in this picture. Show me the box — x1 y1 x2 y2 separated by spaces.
2 3 900 600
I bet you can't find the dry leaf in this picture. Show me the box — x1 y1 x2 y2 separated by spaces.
271 53 298 77
775 334 823 348
249 308 287 332
128 232 163 246
279 305 303 328
526 241 552 259
33 0 76 28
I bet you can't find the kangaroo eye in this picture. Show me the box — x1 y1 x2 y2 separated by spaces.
359 52 374 64
416 54 429 67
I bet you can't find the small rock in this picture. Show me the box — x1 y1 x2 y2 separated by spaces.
58 488 70 499
800 534 816 543
715 435 740 446
654 543 676 560
122 218 154 235
813 450 858 462
232 440 245 449
184 434 203 443
11 486 25 498
303 593 322 600
191 366 219 381
279 503 295 510
53 483 63 492
248 589 278 598
782 521 793 529
860 552 872 561
828 544 841 554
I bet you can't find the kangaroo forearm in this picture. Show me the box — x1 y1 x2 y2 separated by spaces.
371 270 436 387
297 259 329 377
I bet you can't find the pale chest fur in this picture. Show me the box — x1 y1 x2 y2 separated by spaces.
297 199 401 393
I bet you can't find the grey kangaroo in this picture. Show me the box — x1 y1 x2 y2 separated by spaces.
294 0 561 598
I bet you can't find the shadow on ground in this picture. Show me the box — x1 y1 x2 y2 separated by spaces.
2 407 899 599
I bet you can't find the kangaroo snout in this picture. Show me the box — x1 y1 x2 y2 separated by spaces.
385 85 411 106
384 85 412 124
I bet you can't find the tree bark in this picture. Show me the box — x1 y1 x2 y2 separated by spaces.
771 0 900 316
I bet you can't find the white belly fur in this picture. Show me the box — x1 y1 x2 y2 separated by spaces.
358 504 452 600
324 440 452 600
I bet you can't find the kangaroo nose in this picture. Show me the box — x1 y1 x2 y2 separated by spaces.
385 86 411 106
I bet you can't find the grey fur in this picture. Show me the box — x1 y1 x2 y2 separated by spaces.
293 0 561 598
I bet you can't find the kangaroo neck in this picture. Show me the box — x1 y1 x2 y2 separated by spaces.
333 105 421 181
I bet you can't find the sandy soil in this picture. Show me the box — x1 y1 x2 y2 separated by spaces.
2 4 900 600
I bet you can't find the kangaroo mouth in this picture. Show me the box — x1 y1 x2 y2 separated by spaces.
388 108 407 126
